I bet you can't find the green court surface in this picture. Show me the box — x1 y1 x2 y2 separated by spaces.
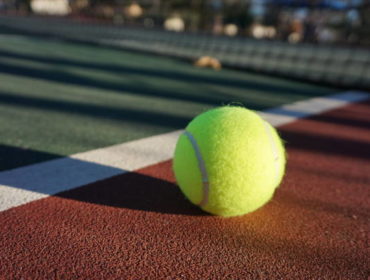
0 34 336 171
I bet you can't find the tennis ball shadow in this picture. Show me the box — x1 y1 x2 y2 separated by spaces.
57 171 207 216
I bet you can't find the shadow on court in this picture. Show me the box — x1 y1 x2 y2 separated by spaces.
0 144 60 171
57 169 206 216
0 144 204 216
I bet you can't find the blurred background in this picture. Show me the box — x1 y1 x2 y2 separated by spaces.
0 0 369 90
1 0 369 46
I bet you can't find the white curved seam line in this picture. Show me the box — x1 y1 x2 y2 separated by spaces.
263 121 280 181
184 131 209 207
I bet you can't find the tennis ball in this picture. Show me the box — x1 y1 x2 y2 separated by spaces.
173 106 286 217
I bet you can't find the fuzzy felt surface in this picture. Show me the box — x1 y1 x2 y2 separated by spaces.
173 106 286 217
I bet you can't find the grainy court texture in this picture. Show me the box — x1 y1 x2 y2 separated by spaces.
0 93 369 279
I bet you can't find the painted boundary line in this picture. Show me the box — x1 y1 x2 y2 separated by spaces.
0 91 368 212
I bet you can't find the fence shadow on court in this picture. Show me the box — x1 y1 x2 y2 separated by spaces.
0 48 326 99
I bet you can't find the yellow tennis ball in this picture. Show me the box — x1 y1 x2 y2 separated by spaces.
173 106 286 217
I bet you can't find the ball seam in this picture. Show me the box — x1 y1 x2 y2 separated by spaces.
183 131 209 207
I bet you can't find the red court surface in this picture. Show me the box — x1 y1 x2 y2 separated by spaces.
1 101 369 279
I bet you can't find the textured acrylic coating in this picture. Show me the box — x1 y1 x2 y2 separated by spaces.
173 106 286 217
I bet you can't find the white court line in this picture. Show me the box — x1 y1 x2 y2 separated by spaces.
0 91 368 212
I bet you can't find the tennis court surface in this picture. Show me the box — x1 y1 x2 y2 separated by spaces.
0 18 369 280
